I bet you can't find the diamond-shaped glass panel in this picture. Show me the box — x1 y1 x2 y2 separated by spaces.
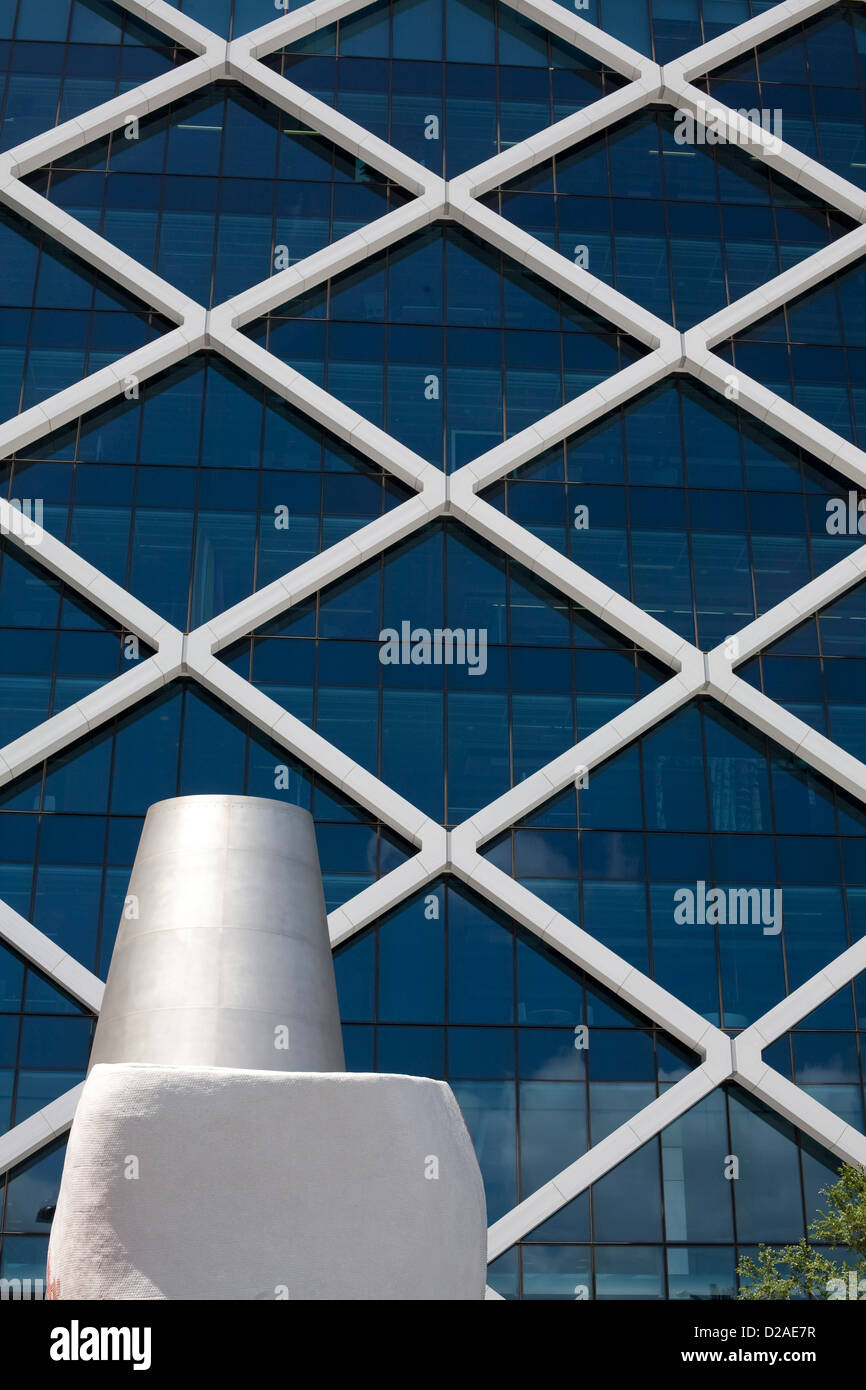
0 206 170 416
336 878 699 1223
483 107 855 327
0 536 152 744
0 681 412 929
1 1137 69 1259
705 1 866 192
271 0 625 176
762 969 866 1129
28 83 411 307
723 254 866 446
483 698 866 1028
488 1083 848 1298
484 378 866 647
548 0 787 65
1 354 412 630
0 989 92 1129
739 575 866 767
0 0 191 153
222 518 671 824
163 0 278 38
247 224 646 470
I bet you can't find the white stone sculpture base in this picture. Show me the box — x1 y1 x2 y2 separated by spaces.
47 1064 487 1301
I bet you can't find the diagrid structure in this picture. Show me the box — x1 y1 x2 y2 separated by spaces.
0 0 866 1297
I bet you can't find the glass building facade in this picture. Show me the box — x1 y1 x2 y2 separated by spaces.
1 0 865 1302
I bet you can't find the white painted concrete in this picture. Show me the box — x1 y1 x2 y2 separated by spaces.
48 1064 487 1300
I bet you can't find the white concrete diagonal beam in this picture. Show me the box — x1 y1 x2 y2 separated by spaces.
209 198 442 329
0 648 183 790
0 326 204 462
743 937 866 1053
683 350 866 492
456 345 678 490
728 934 866 1162
727 930 866 1167
667 0 840 83
195 494 439 653
450 846 726 1055
451 77 664 201
709 544 866 668
502 0 654 76
242 0 389 59
487 1063 727 1259
661 76 866 221
0 496 183 647
0 57 218 181
705 666 866 806
695 230 866 347
453 665 705 849
449 490 699 668
208 325 440 489
732 1055 866 1169
182 646 436 846
453 197 678 350
328 840 449 948
114 0 222 52
229 55 439 196
0 1084 84 1179
0 181 199 323
0 901 103 1014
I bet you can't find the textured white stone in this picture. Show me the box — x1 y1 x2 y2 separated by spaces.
48 1064 487 1301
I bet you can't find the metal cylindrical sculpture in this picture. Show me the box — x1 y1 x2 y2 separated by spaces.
48 795 487 1300
88 795 345 1074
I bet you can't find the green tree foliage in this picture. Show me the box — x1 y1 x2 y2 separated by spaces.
737 1164 866 1299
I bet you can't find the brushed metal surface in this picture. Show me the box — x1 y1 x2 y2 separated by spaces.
89 795 345 1073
